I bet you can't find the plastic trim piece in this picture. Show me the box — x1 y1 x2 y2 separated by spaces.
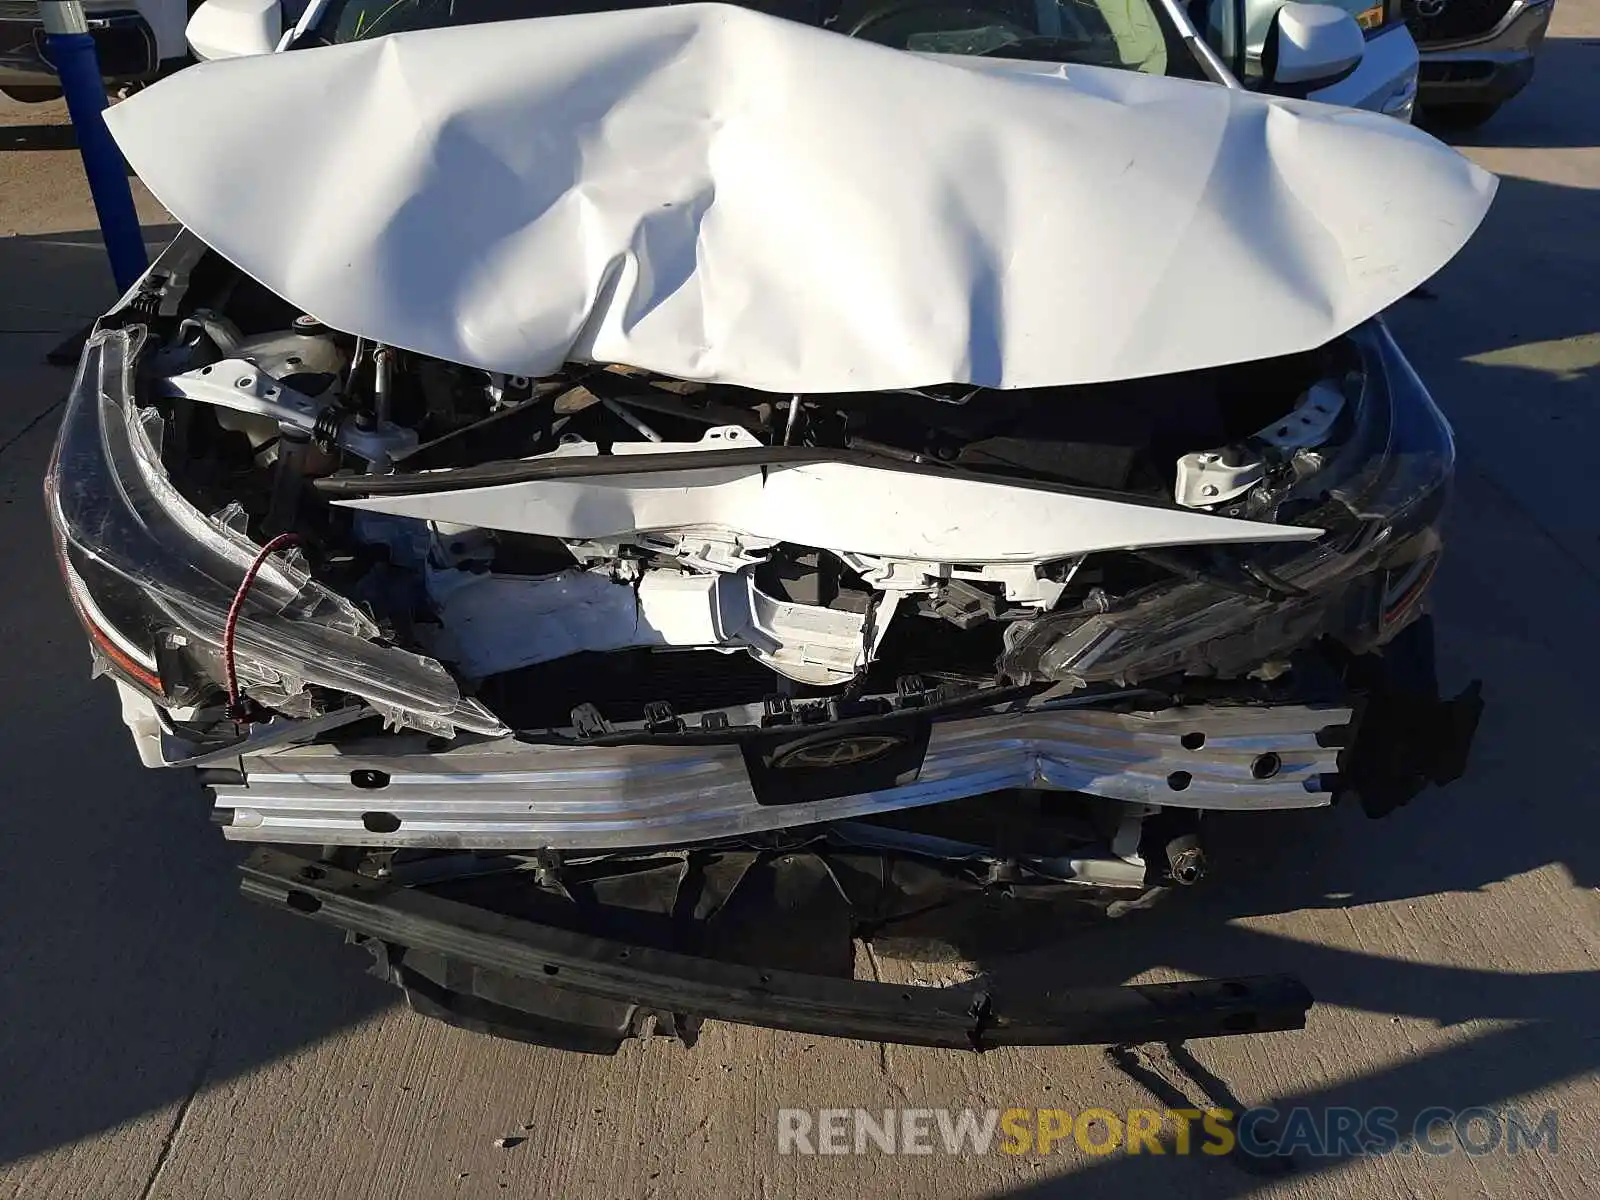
241 847 1314 1050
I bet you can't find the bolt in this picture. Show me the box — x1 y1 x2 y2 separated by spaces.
1166 837 1206 886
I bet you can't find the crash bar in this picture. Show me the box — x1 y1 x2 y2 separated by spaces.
242 848 1314 1051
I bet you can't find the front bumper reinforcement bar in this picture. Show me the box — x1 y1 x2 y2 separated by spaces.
213 701 1351 850
241 848 1313 1051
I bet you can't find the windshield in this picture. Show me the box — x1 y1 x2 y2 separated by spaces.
311 1 1205 79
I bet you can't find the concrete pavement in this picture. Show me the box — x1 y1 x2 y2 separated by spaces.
1 10 1597 1198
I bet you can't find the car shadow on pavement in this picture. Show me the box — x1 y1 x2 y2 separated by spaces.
0 123 83 152
980 1018 1593 1199
958 456 1600 1197
0 429 395 1171
0 225 179 328
0 229 395 1173
970 165 1600 1198
1382 169 1600 580
961 441 1599 998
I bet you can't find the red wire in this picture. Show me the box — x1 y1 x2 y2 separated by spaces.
223 532 303 723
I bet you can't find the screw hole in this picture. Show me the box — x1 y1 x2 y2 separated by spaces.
1180 732 1206 750
542 964 560 976
286 891 322 914
351 770 390 790
1167 771 1192 792
361 811 401 834
1251 752 1282 780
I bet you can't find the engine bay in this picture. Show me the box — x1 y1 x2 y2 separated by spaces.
126 252 1385 736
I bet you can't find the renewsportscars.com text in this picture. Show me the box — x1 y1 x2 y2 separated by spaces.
776 1106 1559 1158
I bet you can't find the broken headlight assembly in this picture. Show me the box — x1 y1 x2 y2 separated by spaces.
44 324 506 737
1000 321 1453 689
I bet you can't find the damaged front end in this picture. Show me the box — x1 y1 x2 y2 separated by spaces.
44 232 1479 1051
47 8 1491 1051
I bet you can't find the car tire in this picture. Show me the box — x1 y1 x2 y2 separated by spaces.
1421 101 1503 131
1 85 64 103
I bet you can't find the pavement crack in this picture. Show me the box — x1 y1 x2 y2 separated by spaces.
137 1025 219 1200
0 398 64 462
859 940 892 1077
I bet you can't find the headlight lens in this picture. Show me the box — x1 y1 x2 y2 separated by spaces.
53 534 169 699
44 325 505 736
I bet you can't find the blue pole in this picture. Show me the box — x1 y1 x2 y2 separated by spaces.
37 1 150 293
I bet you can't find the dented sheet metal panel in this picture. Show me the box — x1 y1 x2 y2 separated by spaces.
211 702 1350 849
103 4 1493 394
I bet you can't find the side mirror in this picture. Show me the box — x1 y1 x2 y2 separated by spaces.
187 0 283 62
1262 3 1365 89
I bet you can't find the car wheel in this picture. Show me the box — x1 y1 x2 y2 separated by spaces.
1421 101 1503 131
1 85 63 103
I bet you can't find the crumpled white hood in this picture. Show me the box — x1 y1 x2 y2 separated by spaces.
106 4 1494 392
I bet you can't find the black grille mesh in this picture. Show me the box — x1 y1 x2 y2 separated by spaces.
1404 0 1516 44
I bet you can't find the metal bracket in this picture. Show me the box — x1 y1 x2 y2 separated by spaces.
156 358 417 468
1174 447 1265 508
1174 381 1347 509
1258 381 1345 452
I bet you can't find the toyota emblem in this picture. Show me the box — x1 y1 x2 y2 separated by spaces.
770 734 907 770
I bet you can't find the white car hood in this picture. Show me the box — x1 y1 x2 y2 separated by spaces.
105 3 1494 393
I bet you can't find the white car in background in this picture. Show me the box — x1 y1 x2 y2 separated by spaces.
1227 0 1421 116
186 0 1419 115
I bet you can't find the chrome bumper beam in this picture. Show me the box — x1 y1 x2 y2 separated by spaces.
211 702 1350 850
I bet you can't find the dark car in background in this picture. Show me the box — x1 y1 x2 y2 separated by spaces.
1409 0 1554 127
